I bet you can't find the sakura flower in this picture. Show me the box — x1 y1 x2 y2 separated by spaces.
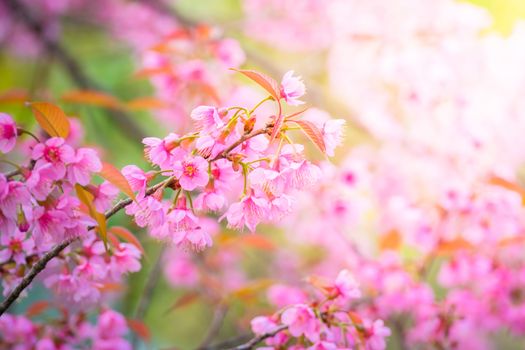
0 179 31 219
322 119 345 157
122 165 151 198
365 319 391 350
191 105 224 132
66 147 102 185
25 163 55 201
32 137 75 179
0 113 17 153
214 38 246 68
92 182 119 212
125 196 165 228
94 309 130 341
280 70 306 106
211 159 240 191
281 304 320 342
164 251 199 287
0 230 34 265
143 133 183 169
164 206 212 251
172 155 209 191
308 342 338 350
194 187 226 211
109 243 142 278
222 194 268 232
334 269 361 300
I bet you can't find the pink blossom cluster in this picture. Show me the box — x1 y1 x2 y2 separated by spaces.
0 112 141 304
0 308 132 350
138 25 246 129
123 70 345 251
251 270 390 350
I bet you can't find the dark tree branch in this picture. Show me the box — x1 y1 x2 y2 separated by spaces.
5 0 146 142
224 325 287 350
197 304 229 349
0 176 174 316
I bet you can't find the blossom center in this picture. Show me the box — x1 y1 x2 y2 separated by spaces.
0 123 15 139
44 146 60 162
183 162 197 177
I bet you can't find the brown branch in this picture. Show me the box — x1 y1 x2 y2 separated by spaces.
4 0 146 142
0 121 272 315
222 325 287 350
197 304 229 349
0 176 174 316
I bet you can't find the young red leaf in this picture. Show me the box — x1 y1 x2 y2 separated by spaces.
29 102 70 138
127 319 151 342
289 119 326 154
164 292 200 315
231 69 280 101
99 162 136 201
237 234 275 251
61 90 122 109
26 301 50 317
0 89 28 105
126 97 168 111
75 184 108 249
109 226 145 254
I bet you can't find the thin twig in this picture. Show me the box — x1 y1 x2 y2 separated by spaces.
0 176 174 316
0 122 271 315
4 0 146 142
197 304 229 349
224 325 287 350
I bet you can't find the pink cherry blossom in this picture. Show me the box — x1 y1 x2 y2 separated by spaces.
66 147 102 185
191 105 225 132
172 155 209 191
0 113 17 153
365 319 391 350
143 133 183 169
92 182 119 212
222 194 268 232
334 269 361 300
32 137 75 179
280 70 306 106
122 165 152 198
281 304 320 342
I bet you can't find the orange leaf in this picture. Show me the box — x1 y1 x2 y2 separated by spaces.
98 282 124 292
164 292 200 315
126 97 168 111
75 184 108 249
29 102 70 138
230 69 283 141
435 238 473 256
26 301 50 317
489 175 525 205
379 229 401 251
109 226 145 254
289 120 326 154
127 319 151 342
0 89 28 104
237 234 275 251
61 90 122 109
231 69 280 101
99 162 136 201
133 66 173 79
230 279 273 301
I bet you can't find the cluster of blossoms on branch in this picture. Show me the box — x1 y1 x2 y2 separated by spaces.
123 69 344 251
0 110 141 304
251 270 390 350
0 68 348 348
0 309 132 350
